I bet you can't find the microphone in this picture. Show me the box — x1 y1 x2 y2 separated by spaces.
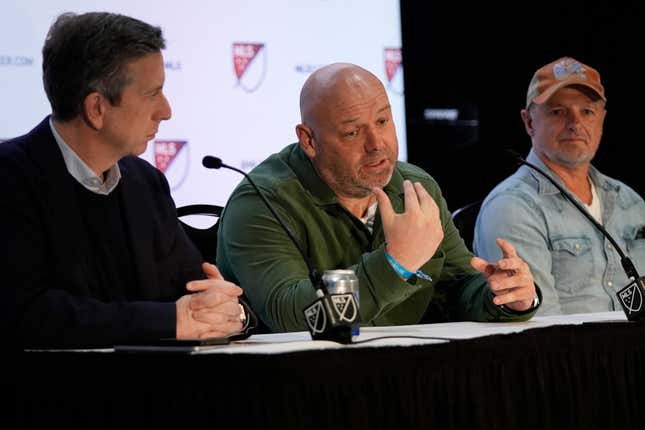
505 149 645 321
202 155 359 343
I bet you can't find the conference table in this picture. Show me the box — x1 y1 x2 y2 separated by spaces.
12 311 645 429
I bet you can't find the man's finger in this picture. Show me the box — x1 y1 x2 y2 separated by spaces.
191 298 242 317
186 279 243 296
403 180 420 212
497 257 524 272
373 187 394 225
193 294 241 314
496 238 517 259
199 327 241 339
470 256 496 277
492 290 518 306
202 262 223 280
414 182 435 211
186 280 209 292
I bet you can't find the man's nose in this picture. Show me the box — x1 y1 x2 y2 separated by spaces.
155 93 172 121
566 110 584 130
364 127 383 152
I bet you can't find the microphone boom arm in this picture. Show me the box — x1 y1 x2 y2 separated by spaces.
201 155 359 342
219 161 326 293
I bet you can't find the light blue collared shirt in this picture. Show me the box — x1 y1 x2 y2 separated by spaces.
49 117 121 195
474 148 645 316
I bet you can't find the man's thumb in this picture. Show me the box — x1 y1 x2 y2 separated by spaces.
202 262 223 280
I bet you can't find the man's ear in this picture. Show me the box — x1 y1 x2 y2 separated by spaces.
520 108 534 137
296 123 316 158
82 92 105 131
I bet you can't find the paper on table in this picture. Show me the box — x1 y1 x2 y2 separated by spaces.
26 311 630 354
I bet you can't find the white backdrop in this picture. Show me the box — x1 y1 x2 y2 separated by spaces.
0 0 405 207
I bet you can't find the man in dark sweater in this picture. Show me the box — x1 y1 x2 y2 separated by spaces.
0 12 251 349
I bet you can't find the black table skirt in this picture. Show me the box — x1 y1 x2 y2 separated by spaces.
10 320 645 429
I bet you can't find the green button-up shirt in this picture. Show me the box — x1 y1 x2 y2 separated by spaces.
217 144 535 332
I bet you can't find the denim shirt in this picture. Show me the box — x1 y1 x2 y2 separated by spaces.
473 149 645 315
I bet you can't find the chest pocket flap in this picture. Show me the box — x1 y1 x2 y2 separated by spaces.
552 237 592 256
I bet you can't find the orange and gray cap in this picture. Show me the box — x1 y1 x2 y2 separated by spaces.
526 57 606 108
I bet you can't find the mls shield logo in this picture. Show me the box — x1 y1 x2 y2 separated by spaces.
304 300 327 334
331 293 358 323
233 42 267 92
384 47 404 96
154 140 190 191
618 280 644 316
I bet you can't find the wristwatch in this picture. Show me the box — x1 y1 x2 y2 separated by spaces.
530 293 540 309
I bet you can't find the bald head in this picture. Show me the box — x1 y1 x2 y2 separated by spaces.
294 62 398 204
299 63 385 128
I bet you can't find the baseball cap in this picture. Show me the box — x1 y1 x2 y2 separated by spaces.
526 57 606 108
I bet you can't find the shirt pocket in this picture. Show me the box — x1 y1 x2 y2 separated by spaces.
551 237 594 295
625 225 645 275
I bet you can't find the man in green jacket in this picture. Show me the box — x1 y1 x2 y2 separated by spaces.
217 63 540 332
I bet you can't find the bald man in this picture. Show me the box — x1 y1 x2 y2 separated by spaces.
216 63 540 332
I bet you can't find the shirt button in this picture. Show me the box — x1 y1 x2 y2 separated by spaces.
575 244 580 250
607 281 613 287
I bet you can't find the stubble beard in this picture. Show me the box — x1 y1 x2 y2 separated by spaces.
549 146 595 169
345 164 394 198
317 149 397 199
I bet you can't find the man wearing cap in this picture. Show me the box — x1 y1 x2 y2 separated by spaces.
474 57 645 316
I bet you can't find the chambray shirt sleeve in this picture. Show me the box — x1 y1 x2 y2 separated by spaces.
474 192 562 315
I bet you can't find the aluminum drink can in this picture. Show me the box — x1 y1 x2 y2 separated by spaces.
322 269 360 336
